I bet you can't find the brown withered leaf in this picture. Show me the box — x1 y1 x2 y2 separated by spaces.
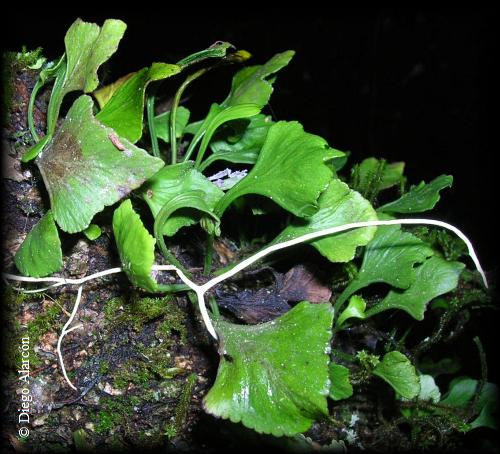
216 287 291 324
279 264 332 303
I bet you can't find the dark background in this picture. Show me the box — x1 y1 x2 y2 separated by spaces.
3 9 496 269
3 10 497 383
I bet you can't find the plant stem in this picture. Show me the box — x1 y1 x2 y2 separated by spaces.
183 129 205 162
208 295 220 319
469 336 488 420
170 68 207 164
156 233 192 278
204 233 215 276
28 77 43 142
156 283 191 293
147 94 161 159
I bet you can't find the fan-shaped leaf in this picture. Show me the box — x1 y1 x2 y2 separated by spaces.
36 95 164 233
379 175 453 213
96 62 181 143
14 210 62 278
365 256 465 320
337 225 433 306
204 301 334 436
215 121 336 218
272 179 377 263
373 351 420 399
222 50 295 108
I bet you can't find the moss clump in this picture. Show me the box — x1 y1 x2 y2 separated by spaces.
2 47 46 123
94 410 117 434
26 302 63 367
113 339 183 390
3 287 23 372
155 306 187 346
164 373 197 440
103 294 187 389
12 47 45 69
99 360 110 375
104 294 184 331
26 302 62 340
3 287 63 369
113 359 152 389
92 396 138 434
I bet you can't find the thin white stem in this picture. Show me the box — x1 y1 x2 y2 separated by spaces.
57 285 84 391
151 265 216 338
10 283 64 294
200 218 488 293
3 218 489 348
3 267 123 286
65 324 83 334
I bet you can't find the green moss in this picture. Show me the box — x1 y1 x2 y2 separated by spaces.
104 294 185 332
99 360 110 375
155 305 187 346
92 396 137 434
27 302 62 341
2 48 45 123
356 350 380 370
13 47 45 69
94 410 116 434
164 373 197 440
2 287 62 369
26 302 62 367
113 338 182 390
114 360 153 389
103 294 187 389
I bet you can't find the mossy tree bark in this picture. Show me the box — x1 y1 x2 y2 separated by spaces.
1 58 215 452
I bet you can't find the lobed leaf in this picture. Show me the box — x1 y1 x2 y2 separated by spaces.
64 19 127 94
329 364 353 401
372 351 420 399
215 121 335 218
204 301 334 436
142 161 224 236
194 103 261 166
36 95 164 233
14 210 62 278
337 225 434 305
365 256 465 320
200 114 272 171
379 175 453 213
271 179 377 263
47 18 126 133
96 62 181 143
222 50 295 108
153 191 221 264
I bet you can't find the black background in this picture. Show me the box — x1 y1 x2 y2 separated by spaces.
3 10 498 385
